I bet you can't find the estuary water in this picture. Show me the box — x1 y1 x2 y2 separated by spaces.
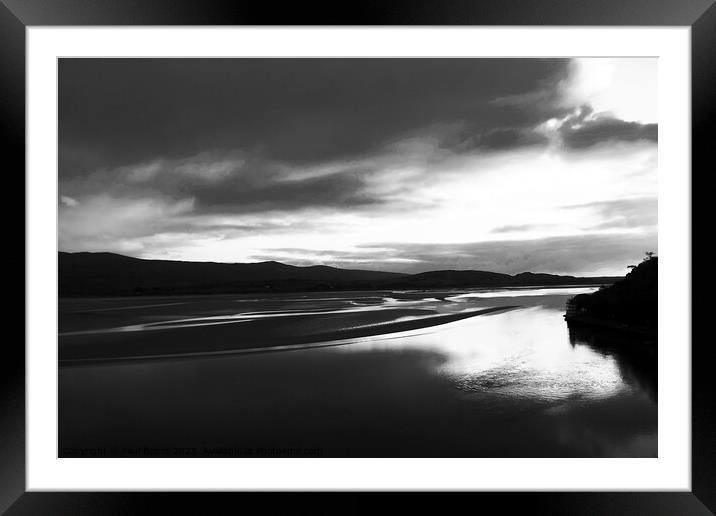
58 286 657 457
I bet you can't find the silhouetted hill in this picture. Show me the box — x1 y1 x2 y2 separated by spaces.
383 269 618 289
566 255 657 335
384 270 510 288
58 252 406 296
58 252 622 297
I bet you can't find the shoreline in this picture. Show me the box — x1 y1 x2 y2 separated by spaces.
58 283 614 301
565 315 657 341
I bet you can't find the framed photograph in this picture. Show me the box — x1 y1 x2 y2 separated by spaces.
6 0 711 513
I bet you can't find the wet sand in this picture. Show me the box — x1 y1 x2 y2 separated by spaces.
60 305 518 363
59 291 517 362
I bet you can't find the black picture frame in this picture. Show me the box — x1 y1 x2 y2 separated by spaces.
4 0 711 513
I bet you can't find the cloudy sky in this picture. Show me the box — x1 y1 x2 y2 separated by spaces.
58 58 657 276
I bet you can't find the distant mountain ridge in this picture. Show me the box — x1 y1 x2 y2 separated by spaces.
58 252 622 297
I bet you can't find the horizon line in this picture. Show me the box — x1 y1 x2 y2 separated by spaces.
58 250 626 278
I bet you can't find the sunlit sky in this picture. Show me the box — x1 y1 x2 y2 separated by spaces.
59 58 657 276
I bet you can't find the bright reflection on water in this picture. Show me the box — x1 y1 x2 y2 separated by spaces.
340 307 624 402
59 287 657 458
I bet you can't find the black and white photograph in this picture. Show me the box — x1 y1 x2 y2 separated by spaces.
57 57 658 459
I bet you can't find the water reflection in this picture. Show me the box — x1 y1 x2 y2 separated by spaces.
568 323 657 403
335 307 627 403
59 287 656 457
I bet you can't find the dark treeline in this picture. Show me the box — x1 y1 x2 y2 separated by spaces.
568 254 657 333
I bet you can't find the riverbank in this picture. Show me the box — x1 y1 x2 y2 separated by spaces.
565 314 657 341
564 255 657 341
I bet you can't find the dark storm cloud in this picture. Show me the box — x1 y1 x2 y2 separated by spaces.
59 58 570 179
559 105 657 149
60 149 392 214
260 233 656 275
195 170 380 212
453 127 549 152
